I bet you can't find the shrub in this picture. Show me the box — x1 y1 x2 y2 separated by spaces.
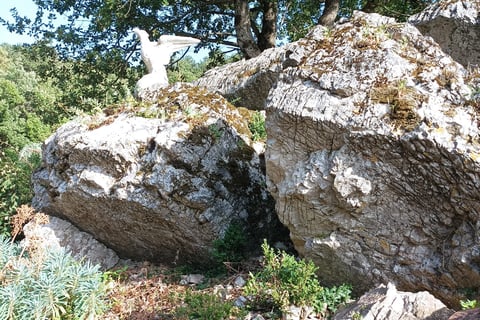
460 299 477 310
244 240 351 317
0 148 41 236
212 221 247 264
248 111 267 142
174 290 237 320
0 234 108 319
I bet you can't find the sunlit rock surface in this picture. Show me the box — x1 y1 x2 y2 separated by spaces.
333 283 454 320
264 11 480 307
23 215 119 269
409 0 480 68
32 83 287 265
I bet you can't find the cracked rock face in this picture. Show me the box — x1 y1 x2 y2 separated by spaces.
409 0 480 68
32 84 286 265
195 45 293 111
265 11 480 307
333 283 454 320
22 215 119 270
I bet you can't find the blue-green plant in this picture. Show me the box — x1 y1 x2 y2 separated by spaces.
245 240 351 317
0 235 108 319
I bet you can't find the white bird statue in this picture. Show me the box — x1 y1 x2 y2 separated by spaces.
133 27 201 86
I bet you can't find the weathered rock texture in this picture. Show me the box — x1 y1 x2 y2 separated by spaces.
23 215 119 269
195 45 292 110
265 12 480 307
409 0 480 68
448 308 480 320
333 283 454 320
32 83 286 265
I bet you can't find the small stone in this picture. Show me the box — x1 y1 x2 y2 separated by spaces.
244 313 265 320
213 284 229 300
283 305 314 320
234 275 247 288
181 274 205 285
234 295 248 308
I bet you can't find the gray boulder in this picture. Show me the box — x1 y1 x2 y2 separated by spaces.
22 215 119 269
195 44 298 111
408 0 480 68
333 283 454 320
265 11 480 307
32 83 285 265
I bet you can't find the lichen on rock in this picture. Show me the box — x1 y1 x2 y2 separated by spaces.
32 83 286 265
264 10 480 307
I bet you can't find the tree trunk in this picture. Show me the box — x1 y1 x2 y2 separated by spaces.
318 0 340 27
234 0 262 59
258 0 277 51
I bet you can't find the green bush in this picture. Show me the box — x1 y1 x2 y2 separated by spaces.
175 290 238 320
0 142 41 236
460 299 478 310
0 148 40 236
248 111 267 142
245 240 351 317
0 44 63 236
167 56 206 84
212 221 247 265
0 235 108 319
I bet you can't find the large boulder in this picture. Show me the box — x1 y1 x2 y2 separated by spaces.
32 83 287 265
333 283 454 320
265 11 480 307
195 44 296 110
408 0 480 68
22 215 119 269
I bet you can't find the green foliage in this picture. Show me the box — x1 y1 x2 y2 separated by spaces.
245 240 351 316
175 289 238 320
363 0 433 22
17 42 137 114
0 44 62 235
280 0 323 41
212 221 247 266
208 124 223 140
460 299 478 310
0 45 55 147
167 56 207 84
0 235 108 319
102 266 129 283
0 148 40 236
248 111 267 142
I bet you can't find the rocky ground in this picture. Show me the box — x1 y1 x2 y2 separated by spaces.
102 259 275 320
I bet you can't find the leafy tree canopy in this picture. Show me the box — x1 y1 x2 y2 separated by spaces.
2 0 436 62
0 1 437 109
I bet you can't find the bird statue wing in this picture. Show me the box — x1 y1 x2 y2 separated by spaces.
157 35 200 53
133 28 201 75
